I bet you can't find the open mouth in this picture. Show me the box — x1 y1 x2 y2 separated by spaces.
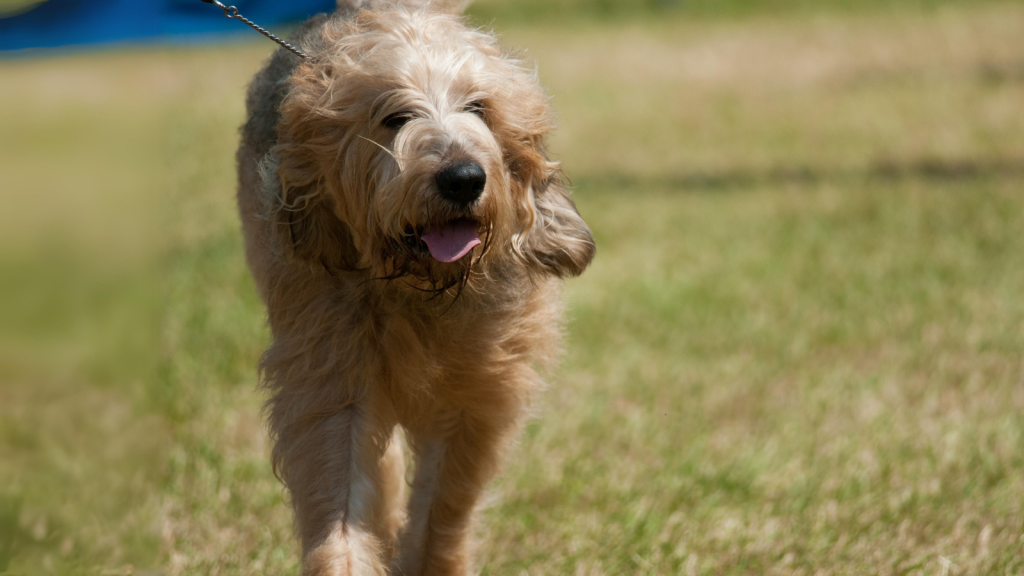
403 218 481 263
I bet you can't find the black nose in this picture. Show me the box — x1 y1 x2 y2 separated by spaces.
436 161 486 206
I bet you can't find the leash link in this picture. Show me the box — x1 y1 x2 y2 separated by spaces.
200 0 311 61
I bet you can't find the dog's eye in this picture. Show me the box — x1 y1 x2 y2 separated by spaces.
383 112 415 130
464 101 486 117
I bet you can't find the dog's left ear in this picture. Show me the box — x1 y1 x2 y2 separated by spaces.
521 166 596 278
258 154 361 274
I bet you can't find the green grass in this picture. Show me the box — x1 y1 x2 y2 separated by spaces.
2 2 1024 575
467 0 1009 23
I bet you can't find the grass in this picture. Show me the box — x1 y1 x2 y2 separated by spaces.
466 0 1009 23
2 2 1023 574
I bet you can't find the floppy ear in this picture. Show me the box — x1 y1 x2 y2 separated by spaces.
522 171 596 278
259 155 361 274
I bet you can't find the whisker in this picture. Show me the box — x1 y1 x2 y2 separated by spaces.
357 135 399 162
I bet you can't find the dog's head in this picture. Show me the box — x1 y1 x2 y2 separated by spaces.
266 3 594 295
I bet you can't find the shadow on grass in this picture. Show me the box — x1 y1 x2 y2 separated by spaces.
576 157 1024 194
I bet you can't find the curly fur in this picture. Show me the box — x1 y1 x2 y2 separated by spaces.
236 2 594 574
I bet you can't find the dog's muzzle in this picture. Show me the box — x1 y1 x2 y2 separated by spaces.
390 160 485 263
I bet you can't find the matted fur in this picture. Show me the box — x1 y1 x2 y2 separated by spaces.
236 1 594 574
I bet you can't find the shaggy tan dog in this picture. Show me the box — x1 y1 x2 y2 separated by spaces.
236 1 594 573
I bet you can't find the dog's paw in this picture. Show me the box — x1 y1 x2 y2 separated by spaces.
302 529 387 576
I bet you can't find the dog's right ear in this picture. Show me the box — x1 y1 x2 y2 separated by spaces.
259 155 361 274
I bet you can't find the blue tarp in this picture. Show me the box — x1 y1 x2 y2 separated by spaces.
0 0 337 53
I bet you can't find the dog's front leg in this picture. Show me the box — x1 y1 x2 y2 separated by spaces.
395 416 513 576
273 400 402 576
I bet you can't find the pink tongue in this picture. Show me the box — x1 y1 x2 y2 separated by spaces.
420 219 481 263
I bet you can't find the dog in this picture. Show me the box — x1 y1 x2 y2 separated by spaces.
236 1 595 573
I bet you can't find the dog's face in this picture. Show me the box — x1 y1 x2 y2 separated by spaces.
268 5 594 294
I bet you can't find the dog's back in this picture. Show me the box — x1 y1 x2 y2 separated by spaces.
236 15 326 291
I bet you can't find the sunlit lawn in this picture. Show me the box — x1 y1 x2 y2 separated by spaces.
1 2 1023 574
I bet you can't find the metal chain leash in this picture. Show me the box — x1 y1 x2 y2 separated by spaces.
200 0 311 60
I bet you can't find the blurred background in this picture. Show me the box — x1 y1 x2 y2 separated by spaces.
1 0 1022 574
